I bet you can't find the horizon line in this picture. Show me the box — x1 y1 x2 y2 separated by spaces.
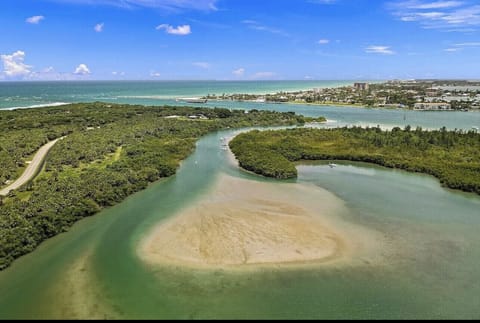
1 78 479 83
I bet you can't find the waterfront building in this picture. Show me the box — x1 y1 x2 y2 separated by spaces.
353 83 369 91
414 103 452 111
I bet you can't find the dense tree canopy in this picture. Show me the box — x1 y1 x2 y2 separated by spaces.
230 126 480 194
0 102 304 270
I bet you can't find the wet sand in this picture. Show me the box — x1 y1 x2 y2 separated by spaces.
139 174 382 270
45 251 117 319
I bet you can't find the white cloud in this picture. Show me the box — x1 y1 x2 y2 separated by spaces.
242 20 289 37
365 45 396 55
252 71 277 79
318 39 330 44
26 15 45 24
233 68 245 76
74 64 91 75
455 42 480 46
50 0 217 12
150 71 161 77
156 24 191 35
1 51 32 77
443 41 480 52
389 1 480 31
192 62 211 69
402 1 464 9
25 66 65 80
0 54 96 80
112 71 126 76
94 23 104 32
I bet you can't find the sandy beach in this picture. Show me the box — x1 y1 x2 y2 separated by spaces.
138 174 382 270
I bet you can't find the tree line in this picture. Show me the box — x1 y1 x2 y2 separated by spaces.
0 102 304 270
229 126 480 194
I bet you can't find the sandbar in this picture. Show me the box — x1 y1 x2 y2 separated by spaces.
138 174 381 270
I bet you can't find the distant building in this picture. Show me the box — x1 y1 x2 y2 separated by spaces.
426 89 440 97
353 83 369 91
276 96 289 102
414 103 452 111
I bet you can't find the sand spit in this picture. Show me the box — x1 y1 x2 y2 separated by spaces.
139 175 382 270
46 251 117 319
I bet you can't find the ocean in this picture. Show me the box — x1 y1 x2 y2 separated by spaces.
0 80 351 110
2 80 479 131
1 80 480 319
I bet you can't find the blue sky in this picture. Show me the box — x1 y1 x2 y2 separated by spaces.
1 0 480 80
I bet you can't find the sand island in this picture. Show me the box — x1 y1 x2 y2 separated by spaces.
138 174 381 270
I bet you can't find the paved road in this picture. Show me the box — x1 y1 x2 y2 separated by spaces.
0 138 62 196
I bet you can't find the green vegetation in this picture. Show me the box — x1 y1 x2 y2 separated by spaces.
303 116 327 123
230 126 480 194
0 103 304 270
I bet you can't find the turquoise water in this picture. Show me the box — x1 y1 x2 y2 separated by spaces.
0 82 479 319
0 80 348 109
1 81 479 131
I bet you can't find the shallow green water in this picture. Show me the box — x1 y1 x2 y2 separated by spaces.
0 125 479 319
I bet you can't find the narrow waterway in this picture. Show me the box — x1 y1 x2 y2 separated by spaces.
0 115 479 319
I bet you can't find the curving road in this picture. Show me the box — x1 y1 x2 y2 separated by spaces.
0 138 62 196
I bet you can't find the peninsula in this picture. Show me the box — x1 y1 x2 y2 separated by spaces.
0 103 306 270
229 126 480 195
204 80 480 111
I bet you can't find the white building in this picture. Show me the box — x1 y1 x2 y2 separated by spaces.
414 103 452 111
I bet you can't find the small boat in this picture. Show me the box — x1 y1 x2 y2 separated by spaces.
176 98 208 104
328 163 337 168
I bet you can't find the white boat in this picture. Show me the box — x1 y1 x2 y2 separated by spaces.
176 98 208 104
328 163 337 168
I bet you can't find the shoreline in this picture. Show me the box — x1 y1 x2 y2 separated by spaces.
205 98 368 109
2 98 479 113
1 102 70 111
138 174 384 271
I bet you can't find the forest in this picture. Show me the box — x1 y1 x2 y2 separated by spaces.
229 126 480 194
0 102 304 270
